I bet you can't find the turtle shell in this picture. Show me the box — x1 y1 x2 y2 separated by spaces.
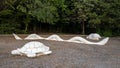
19 41 49 54
87 33 101 40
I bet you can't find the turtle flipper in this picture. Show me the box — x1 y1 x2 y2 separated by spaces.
11 49 22 55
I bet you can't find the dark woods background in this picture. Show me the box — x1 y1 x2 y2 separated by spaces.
0 0 120 36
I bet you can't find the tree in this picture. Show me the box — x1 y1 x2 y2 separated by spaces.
74 0 91 34
88 0 120 36
0 0 119 36
0 0 26 34
31 0 59 24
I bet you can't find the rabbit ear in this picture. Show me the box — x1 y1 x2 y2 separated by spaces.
13 33 22 40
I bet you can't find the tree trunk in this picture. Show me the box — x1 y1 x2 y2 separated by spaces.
82 21 85 35
24 23 28 33
33 25 36 33
24 14 29 33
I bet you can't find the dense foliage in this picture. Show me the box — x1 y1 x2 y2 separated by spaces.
0 0 120 36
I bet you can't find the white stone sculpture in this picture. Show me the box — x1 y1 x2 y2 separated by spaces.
66 36 109 45
11 41 52 58
13 33 109 45
87 33 101 40
13 33 22 40
44 34 109 45
66 36 87 43
24 34 44 40
45 34 64 41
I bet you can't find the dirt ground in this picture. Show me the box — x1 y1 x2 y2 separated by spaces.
0 34 120 68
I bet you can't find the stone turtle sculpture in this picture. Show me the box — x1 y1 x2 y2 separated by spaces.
11 41 52 58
